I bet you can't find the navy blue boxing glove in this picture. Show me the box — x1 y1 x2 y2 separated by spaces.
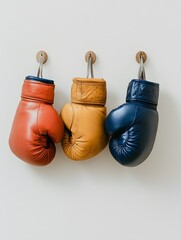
105 79 159 166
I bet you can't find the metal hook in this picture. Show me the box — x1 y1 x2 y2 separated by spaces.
85 51 96 78
37 54 43 78
136 51 147 80
36 51 48 78
138 54 146 80
87 54 94 78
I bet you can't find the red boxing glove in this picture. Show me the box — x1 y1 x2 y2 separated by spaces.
9 76 64 166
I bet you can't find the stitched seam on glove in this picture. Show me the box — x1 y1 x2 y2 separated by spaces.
37 104 49 148
126 105 138 132
37 104 42 139
21 96 53 104
69 104 75 133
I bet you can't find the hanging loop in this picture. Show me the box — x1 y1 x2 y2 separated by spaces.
36 51 48 78
37 55 43 78
136 51 147 80
85 51 96 78
138 55 146 80
87 54 94 78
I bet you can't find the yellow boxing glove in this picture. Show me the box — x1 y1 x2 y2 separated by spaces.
61 78 109 160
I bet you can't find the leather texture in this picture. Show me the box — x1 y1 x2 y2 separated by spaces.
105 79 159 166
9 77 64 166
61 78 109 160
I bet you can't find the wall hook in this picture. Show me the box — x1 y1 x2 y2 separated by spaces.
136 51 147 80
36 50 48 78
85 51 96 78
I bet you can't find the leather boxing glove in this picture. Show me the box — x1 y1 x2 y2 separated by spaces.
61 78 109 160
105 79 159 166
9 76 64 166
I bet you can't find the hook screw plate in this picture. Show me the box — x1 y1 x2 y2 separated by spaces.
36 50 48 64
136 51 147 63
85 51 96 64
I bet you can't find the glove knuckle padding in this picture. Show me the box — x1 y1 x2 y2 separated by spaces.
61 78 109 160
9 77 64 166
105 79 159 166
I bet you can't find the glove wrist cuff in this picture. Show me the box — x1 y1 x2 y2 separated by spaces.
71 78 107 105
126 79 159 105
21 78 55 104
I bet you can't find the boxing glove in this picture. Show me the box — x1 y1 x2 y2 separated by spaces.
105 79 159 166
9 76 64 166
61 78 109 160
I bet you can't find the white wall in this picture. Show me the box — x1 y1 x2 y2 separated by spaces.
1 0 181 239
